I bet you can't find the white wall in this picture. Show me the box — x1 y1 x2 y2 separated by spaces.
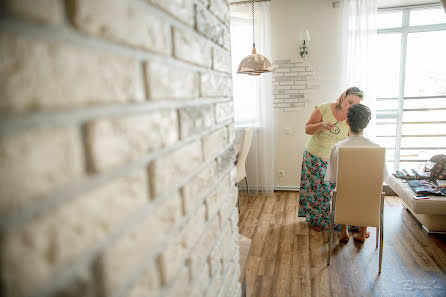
270 0 344 188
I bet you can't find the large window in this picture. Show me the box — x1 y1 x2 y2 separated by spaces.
376 5 446 172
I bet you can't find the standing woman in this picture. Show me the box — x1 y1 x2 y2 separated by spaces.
298 87 364 232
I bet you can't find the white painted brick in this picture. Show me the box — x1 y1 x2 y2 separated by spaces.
3 0 65 25
276 68 291 73
272 82 279 86
0 126 83 216
198 0 209 6
295 62 309 67
158 237 187 285
276 85 291 90
279 63 295 68
284 72 299 77
181 205 207 251
215 101 233 123
213 47 232 74
279 81 294 86
179 104 215 139
196 5 225 46
209 238 224 276
100 193 182 294
206 264 223 297
189 214 219 279
277 103 291 108
291 67 306 71
306 75 320 80
272 72 283 77
189 262 210 297
166 268 189 297
0 32 144 112
228 123 235 143
276 95 290 99
222 26 231 50
72 0 171 55
308 80 320 85
147 0 194 26
209 0 230 25
1 171 147 296
146 61 199 100
302 71 314 75
173 28 212 67
85 110 178 172
285 89 301 94
150 141 203 197
49 264 97 297
219 266 235 297
126 262 160 297
205 189 219 221
203 127 228 161
301 89 314 94
201 72 232 97
291 85 306 89
284 107 305 112
306 66 320 71
182 162 217 215
230 209 239 235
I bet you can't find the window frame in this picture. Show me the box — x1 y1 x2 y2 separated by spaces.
377 3 446 171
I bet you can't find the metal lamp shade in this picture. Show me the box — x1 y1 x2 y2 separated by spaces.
237 48 272 75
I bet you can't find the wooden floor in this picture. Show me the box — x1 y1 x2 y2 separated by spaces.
238 191 446 297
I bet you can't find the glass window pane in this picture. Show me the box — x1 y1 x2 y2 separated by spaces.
401 136 446 148
402 123 446 135
375 136 396 149
404 97 446 109
399 161 425 171
410 7 446 26
376 123 397 137
376 98 398 110
402 110 446 122
378 11 403 29
405 30 446 97
376 33 401 98
400 148 446 161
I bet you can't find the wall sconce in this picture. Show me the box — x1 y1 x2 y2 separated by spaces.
299 29 311 59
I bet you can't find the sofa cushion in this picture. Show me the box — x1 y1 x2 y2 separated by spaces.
386 176 446 215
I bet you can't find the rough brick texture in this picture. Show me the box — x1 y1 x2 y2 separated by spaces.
272 59 320 111
71 0 172 55
84 110 178 172
0 0 239 297
3 0 65 25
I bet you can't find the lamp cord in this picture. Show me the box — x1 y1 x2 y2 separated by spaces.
252 0 255 48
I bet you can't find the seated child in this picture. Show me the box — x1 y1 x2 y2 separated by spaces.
325 103 388 243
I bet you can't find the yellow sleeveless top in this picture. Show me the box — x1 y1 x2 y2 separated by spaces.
305 103 349 159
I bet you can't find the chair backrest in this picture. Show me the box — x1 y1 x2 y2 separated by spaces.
334 146 386 227
236 128 253 183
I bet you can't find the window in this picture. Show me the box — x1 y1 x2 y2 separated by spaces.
376 5 446 172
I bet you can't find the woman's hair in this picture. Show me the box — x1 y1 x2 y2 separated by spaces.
335 87 364 109
347 103 371 133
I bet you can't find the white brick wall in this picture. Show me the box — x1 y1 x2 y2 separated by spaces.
272 59 320 111
0 1 241 296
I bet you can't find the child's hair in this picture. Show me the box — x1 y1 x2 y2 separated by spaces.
347 103 371 133
335 87 364 109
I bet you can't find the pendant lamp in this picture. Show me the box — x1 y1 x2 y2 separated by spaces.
236 0 272 76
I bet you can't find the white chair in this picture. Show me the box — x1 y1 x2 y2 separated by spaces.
327 146 386 273
236 128 253 209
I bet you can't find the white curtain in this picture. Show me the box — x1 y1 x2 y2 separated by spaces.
230 2 274 196
341 0 378 139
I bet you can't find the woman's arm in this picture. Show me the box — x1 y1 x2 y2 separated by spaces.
304 108 335 135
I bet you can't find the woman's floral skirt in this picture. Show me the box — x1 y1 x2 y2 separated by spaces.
298 150 357 231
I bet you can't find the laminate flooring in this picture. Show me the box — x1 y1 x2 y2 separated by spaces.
238 191 446 297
